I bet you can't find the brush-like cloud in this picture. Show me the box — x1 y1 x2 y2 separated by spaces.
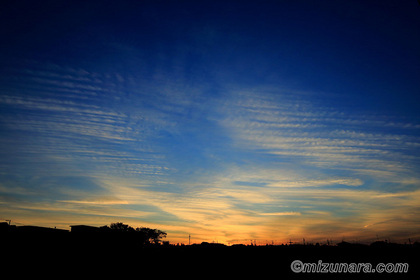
217 87 420 185
268 178 363 188
260 212 301 216
89 172 420 243
0 65 175 180
59 198 129 205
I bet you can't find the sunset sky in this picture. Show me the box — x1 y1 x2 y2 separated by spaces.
1 0 420 245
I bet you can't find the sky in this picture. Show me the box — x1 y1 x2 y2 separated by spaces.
1 0 420 245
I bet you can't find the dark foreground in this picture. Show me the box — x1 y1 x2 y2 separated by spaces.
0 220 416 279
2 235 418 279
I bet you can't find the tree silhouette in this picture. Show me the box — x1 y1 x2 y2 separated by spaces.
105 222 167 245
136 227 167 244
110 222 135 232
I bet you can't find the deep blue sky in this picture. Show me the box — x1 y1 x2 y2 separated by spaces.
1 0 420 244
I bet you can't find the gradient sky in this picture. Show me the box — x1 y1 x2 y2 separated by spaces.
1 0 420 245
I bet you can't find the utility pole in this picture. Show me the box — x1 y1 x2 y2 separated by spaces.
189 234 191 245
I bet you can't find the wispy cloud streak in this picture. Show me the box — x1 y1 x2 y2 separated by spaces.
218 88 420 183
